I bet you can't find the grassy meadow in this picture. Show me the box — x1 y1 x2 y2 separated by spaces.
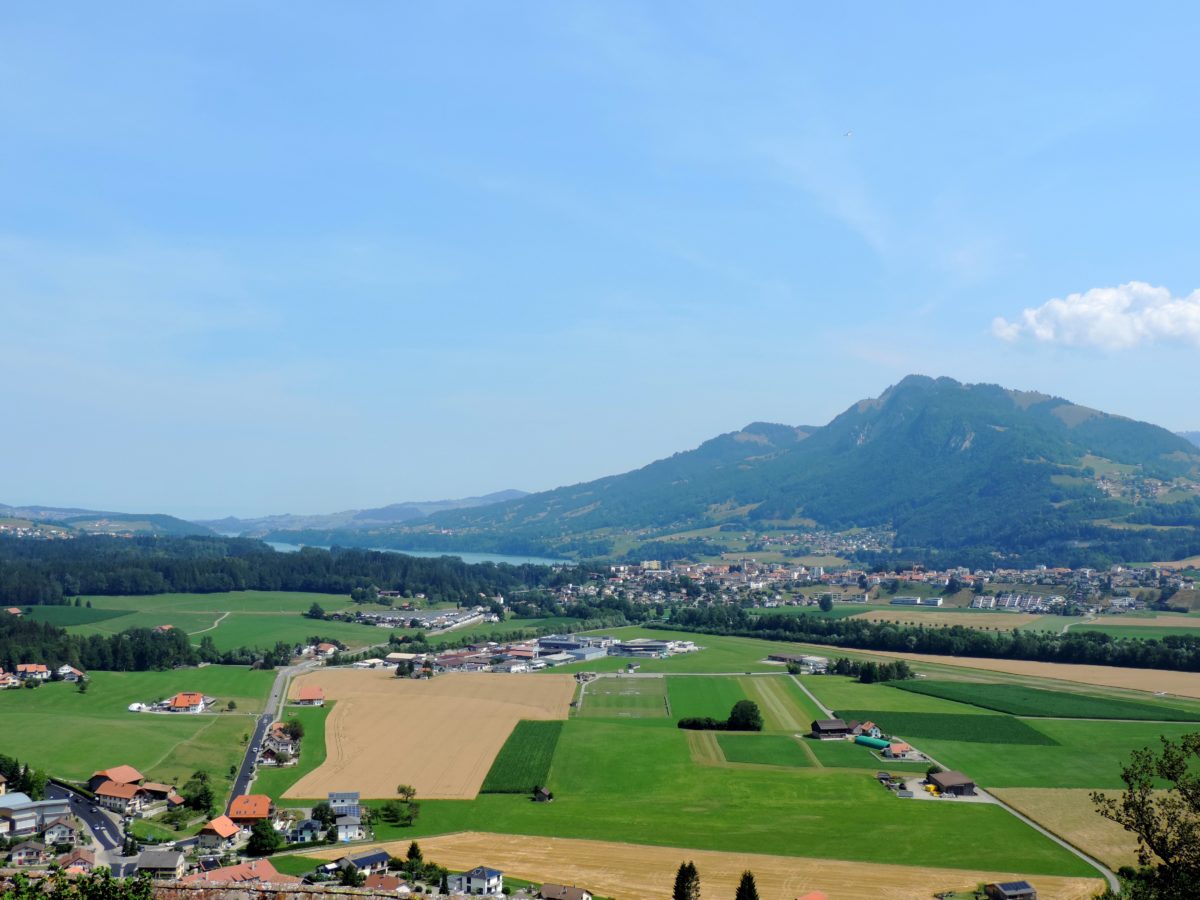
0 667 273 788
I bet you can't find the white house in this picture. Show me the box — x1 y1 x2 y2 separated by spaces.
335 815 364 842
450 866 504 896
56 665 87 683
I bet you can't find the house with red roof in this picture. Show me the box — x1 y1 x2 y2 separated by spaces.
295 685 325 706
88 765 144 793
198 815 241 851
94 781 149 816
166 692 208 713
180 858 300 885
228 794 274 826
16 664 49 682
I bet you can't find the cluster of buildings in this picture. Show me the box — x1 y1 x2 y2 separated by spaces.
809 718 921 762
0 663 86 689
344 604 499 633
971 592 1067 612
128 691 214 714
395 634 699 677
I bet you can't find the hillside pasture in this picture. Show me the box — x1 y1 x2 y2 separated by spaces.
577 676 668 719
889 680 1200 721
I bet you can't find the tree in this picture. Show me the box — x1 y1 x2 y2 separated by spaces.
77 679 88 694
246 818 284 856
226 700 237 711
396 783 416 802
283 720 304 740
735 871 760 900
726 700 763 732
307 602 326 620
439 873 450 894
406 841 423 863
338 865 365 887
673 860 700 900
1092 733 1200 898
818 595 833 613
312 800 335 825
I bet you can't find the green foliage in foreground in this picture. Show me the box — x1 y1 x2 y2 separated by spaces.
888 679 1200 722
1 869 154 900
834 710 1058 745
480 720 564 793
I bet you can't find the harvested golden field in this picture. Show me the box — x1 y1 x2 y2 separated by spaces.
808 644 1200 699
992 789 1143 870
857 610 1041 629
283 670 574 800
305 832 1104 900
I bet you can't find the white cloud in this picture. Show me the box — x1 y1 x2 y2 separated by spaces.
993 282 1200 349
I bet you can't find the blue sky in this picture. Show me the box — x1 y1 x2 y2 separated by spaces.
3 3 1197 518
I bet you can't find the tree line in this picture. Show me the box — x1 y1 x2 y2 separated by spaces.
662 606 1200 673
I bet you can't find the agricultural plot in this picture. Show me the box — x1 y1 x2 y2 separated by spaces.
716 734 812 767
666 676 746 721
888 679 1200 721
578 676 668 718
803 676 990 715
834 710 1057 745
481 721 564 793
1071 623 1200 640
23 606 130 627
283 670 574 800
855 610 1043 630
738 676 823 731
0 667 271 786
990 789 1143 870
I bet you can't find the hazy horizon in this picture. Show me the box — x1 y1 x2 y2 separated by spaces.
4 4 1198 518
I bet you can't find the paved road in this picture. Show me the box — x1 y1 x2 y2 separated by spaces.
48 782 138 874
227 659 320 809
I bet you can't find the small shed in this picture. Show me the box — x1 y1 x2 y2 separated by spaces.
985 881 1037 900
929 770 976 797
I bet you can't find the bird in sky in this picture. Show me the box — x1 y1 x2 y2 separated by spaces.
844 130 853 138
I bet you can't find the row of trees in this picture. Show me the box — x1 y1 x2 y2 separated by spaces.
674 860 761 899
664 606 1200 673
0 617 199 673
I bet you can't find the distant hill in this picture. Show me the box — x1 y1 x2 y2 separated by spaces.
200 489 528 537
290 375 1199 565
0 504 214 537
1180 432 1200 449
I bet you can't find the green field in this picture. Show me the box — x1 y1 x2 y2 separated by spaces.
578 676 668 718
716 734 812 767
803 676 990 715
835 710 1058 745
480 720 565 793
0 667 273 789
64 591 384 651
24 606 130 627
889 679 1200 721
1072 623 1200 640
666 676 747 721
364 717 1095 877
803 737 929 772
252 703 333 801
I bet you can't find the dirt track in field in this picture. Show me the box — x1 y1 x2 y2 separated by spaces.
806 644 1200 699
305 832 1104 900
283 670 574 800
991 788 1145 870
856 610 1041 629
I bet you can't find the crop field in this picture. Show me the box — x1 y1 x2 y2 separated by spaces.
855 610 1043 630
252 703 332 801
834 710 1057 745
803 676 990 715
716 734 812 767
740 676 823 731
1071 623 1200 640
889 680 1200 721
918 719 1200 789
665 676 746 721
23 606 130 627
578 675 669 718
283 670 574 800
481 720 564 793
0 667 271 787
990 789 1143 870
298 832 1103 900
61 591 384 651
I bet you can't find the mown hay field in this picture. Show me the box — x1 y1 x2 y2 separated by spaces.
577 675 668 718
716 734 811 767
480 720 564 794
307 832 1105 900
283 670 574 800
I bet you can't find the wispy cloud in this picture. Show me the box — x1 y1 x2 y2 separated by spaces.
993 282 1200 350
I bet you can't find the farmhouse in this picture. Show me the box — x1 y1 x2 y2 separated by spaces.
985 882 1038 900
4 608 21 617
198 815 240 850
94 781 148 815
7 841 49 866
137 849 187 880
88 765 144 793
316 642 339 658
228 794 274 826
296 685 326 706
929 771 977 797
166 691 208 713
16 664 50 682
450 866 504 896
810 719 853 739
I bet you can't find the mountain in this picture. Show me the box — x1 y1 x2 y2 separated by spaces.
200 490 528 537
1181 432 1200 449
0 503 214 537
328 375 1198 565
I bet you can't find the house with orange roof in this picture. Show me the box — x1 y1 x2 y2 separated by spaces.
88 765 144 792
197 815 241 851
16 664 50 682
180 858 300 885
4 608 21 617
295 685 325 706
166 692 207 713
228 794 274 826
94 781 148 816
58 848 96 874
